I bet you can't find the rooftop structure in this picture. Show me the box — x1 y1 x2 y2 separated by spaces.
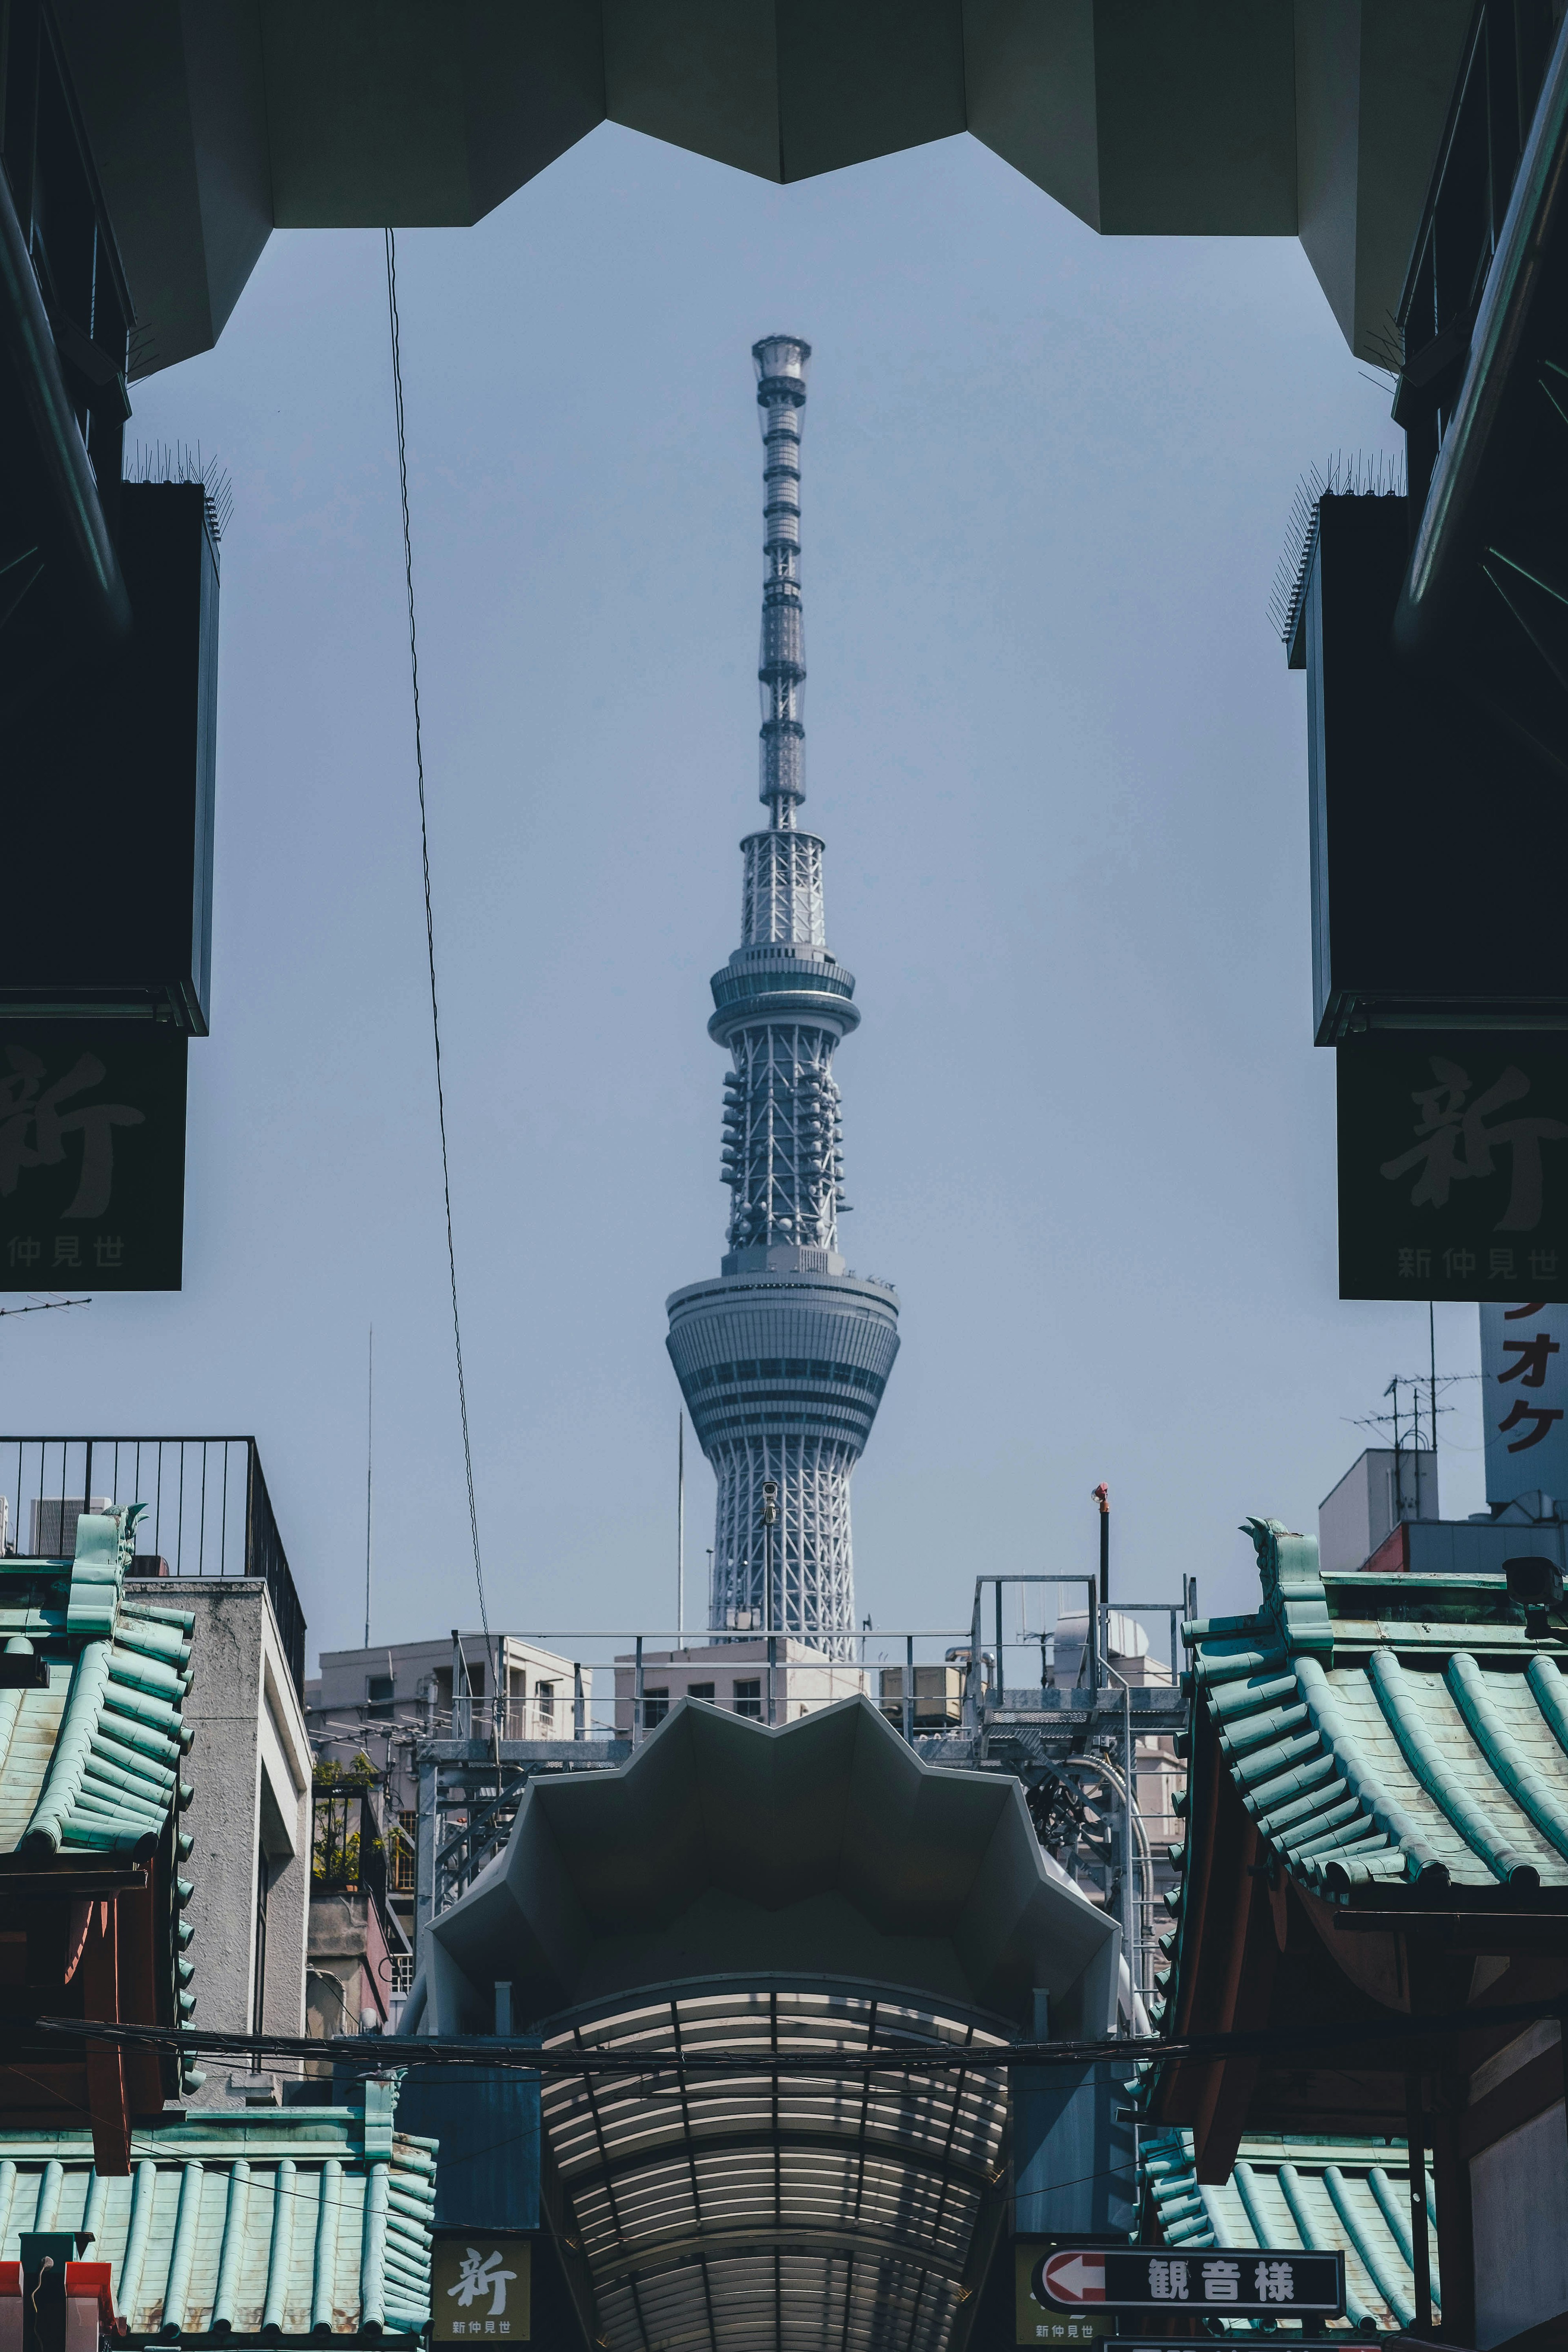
1319 1446 1439 1575
666 340 898 1655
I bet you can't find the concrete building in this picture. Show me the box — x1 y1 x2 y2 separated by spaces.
307 1631 584 2019
612 1635 867 1735
308 1630 587 1802
125 1576 313 2109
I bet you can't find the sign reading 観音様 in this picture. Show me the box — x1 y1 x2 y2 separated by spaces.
1031 2246 1344 2319
1338 1041 1568 1302
0 1025 187 1292
431 2234 532 2343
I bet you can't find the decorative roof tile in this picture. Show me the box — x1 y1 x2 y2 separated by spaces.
1184 1519 1568 1893
0 1508 200 2090
0 1508 195 1858
0 2097 435 2343
1143 2129 1437 2333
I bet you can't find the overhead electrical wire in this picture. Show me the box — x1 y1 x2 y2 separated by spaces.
32 1991 1568 2076
383 227 493 1671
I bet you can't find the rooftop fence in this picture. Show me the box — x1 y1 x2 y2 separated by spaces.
0 1435 306 1694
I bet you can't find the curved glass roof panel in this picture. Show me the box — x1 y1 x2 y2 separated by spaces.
540 1984 1009 2352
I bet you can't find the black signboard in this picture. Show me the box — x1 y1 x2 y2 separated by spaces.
0 1025 187 1292
1035 2246 1344 2317
431 2233 532 2343
1339 1039 1568 1302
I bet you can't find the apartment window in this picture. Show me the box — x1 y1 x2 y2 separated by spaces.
688 1683 715 1702
388 1951 414 1996
643 1688 669 1729
391 1809 417 1895
537 1680 555 1725
733 1680 762 1720
367 1674 394 1721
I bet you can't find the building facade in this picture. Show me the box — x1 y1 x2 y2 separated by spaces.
666 337 899 1656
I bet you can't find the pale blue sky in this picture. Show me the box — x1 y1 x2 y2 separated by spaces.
12 123 1486 1665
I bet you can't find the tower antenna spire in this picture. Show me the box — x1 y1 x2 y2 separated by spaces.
753 334 811 832
665 340 900 1658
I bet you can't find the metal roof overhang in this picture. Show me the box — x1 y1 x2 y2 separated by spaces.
419 1696 1120 2352
53 4 1472 374
421 1694 1120 2037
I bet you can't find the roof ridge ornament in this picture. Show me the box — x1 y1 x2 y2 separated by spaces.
1242 1517 1334 1661
65 1503 147 1637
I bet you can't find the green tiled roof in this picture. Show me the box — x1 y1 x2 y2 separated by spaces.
0 1508 200 2089
1172 1518 1568 1902
1143 2130 1437 2333
0 2091 436 2342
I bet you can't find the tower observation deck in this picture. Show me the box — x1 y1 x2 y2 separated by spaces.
666 337 899 1657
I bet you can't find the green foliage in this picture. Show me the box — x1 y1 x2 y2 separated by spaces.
311 1753 384 1889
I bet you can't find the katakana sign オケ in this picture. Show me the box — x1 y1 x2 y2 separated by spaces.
0 1025 187 1292
430 2236 532 2343
1480 1299 1568 1503
1338 1042 1568 1301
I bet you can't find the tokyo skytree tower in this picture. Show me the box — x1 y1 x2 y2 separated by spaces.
666 336 900 1655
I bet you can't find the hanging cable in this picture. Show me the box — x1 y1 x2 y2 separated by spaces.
383 229 494 1684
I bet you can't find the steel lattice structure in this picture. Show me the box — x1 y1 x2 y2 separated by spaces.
667 338 899 1657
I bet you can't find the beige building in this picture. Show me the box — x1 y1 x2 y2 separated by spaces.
613 1638 867 1737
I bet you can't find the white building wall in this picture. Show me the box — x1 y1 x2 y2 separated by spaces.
1318 1447 1438 1573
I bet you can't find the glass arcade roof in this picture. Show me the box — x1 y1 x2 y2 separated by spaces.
539 1982 1011 2352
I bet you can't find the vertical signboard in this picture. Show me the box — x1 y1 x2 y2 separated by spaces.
1338 1041 1568 1301
1480 1301 1568 1506
431 2235 532 2343
0 1025 188 1291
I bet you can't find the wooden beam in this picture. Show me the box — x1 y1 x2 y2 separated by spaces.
1430 2074 1476 2349
80 1901 129 2177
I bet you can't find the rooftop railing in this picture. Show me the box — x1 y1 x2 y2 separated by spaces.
0 1435 306 1694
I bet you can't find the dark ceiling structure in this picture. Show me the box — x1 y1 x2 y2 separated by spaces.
54 1 1472 380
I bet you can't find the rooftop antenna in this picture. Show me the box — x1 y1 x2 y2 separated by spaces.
677 1413 686 1640
364 1325 374 1647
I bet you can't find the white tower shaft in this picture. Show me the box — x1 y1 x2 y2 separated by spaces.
666 339 899 1658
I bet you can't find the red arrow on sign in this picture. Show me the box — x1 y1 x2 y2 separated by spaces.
1041 2253 1106 2305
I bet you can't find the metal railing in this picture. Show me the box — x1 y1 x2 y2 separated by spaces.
0 1435 307 1694
408 1597 1195 2004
